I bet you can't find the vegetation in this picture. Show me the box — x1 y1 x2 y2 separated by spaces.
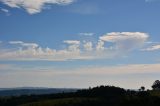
1 80 160 106
0 88 77 96
152 80 160 90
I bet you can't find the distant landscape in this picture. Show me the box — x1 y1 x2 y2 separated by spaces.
1 80 160 106
0 87 77 96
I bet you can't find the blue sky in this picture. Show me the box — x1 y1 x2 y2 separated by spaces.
0 0 160 89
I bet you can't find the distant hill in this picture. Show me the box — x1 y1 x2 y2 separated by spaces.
0 87 78 96
1 85 160 106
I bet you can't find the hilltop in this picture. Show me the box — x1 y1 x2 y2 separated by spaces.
1 85 160 106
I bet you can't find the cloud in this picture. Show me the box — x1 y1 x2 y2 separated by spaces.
83 41 93 51
0 40 91 61
63 40 80 45
0 8 10 15
9 41 39 48
142 44 160 51
64 40 80 52
100 32 149 51
100 32 148 42
0 0 75 14
0 64 13 70
1 63 160 88
73 63 160 75
79 33 94 36
2 63 160 76
0 32 150 61
9 41 23 44
96 40 105 51
69 2 100 15
0 8 9 13
145 0 159 2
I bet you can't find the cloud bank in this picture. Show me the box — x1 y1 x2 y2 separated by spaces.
0 32 149 61
0 63 160 88
0 0 75 14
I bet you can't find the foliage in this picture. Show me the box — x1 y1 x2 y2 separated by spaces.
152 80 160 90
1 83 160 106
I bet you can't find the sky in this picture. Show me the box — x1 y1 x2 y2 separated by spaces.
0 0 160 89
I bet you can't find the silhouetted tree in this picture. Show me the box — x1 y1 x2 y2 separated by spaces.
140 86 145 91
152 80 160 90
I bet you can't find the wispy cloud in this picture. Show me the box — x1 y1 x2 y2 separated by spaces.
0 64 13 70
0 8 10 15
142 44 160 51
79 33 94 36
1 63 160 76
145 0 159 2
0 8 9 13
69 2 100 15
63 40 80 45
0 63 160 88
9 41 39 48
0 0 75 14
0 32 150 61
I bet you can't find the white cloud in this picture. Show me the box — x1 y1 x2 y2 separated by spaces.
63 40 80 45
9 41 23 44
100 32 148 43
83 41 93 51
79 33 94 36
0 40 92 61
145 0 159 2
0 0 75 14
64 40 80 52
0 8 10 15
9 41 39 48
72 63 160 75
21 43 39 48
100 32 149 51
2 63 160 76
96 40 105 51
0 32 150 61
0 8 9 13
142 44 160 51
1 63 160 88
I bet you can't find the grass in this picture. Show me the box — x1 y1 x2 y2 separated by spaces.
20 97 99 106
149 90 160 97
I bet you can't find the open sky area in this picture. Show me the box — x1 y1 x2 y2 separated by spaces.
0 0 160 89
